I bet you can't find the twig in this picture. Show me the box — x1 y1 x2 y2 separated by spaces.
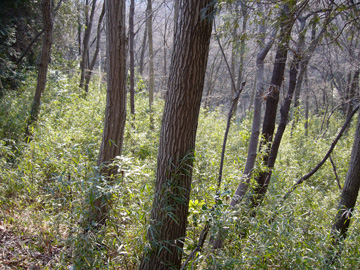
216 82 245 194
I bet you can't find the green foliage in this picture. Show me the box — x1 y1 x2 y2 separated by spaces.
0 67 359 269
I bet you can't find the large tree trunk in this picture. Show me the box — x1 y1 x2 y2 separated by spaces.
90 0 126 226
25 0 53 140
79 0 97 91
139 1 214 269
328 108 360 264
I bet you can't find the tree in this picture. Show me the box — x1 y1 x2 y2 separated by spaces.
146 0 155 122
230 1 275 206
129 0 135 115
250 1 296 207
89 0 126 226
140 1 214 268
83 1 105 93
79 0 97 91
328 108 360 264
25 0 54 140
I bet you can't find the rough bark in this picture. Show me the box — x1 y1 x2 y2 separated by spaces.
90 0 126 226
140 1 214 269
328 108 360 264
25 0 53 140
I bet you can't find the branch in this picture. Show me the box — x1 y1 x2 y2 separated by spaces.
329 155 342 190
16 0 63 65
217 82 246 193
281 104 359 205
180 224 209 270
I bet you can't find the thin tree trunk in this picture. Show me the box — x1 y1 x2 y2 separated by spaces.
139 26 147 75
147 0 154 113
140 1 214 268
90 0 126 226
25 0 53 141
79 0 97 91
84 2 105 93
129 0 135 114
304 68 309 136
230 2 274 206
251 2 296 206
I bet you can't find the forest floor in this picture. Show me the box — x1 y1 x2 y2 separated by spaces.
0 209 64 269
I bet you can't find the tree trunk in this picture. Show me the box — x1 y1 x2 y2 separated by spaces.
139 26 147 75
147 0 154 113
84 2 105 93
129 0 135 114
25 0 53 140
79 0 97 91
139 1 214 269
90 0 126 226
230 2 273 206
251 2 295 206
328 108 360 264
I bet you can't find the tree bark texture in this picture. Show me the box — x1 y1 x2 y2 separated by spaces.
25 0 53 140
140 1 214 269
91 0 126 226
329 108 360 261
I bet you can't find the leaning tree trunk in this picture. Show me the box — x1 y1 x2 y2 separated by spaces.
139 1 214 269
327 107 360 264
25 0 53 140
230 2 274 206
250 2 297 208
90 0 126 227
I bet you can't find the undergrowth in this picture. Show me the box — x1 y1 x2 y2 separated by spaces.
0 68 359 269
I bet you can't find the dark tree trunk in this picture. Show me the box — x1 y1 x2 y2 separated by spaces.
79 0 97 91
90 0 126 226
129 0 135 114
139 26 147 75
251 2 295 206
84 2 105 93
140 1 214 269
328 108 360 264
25 0 53 140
